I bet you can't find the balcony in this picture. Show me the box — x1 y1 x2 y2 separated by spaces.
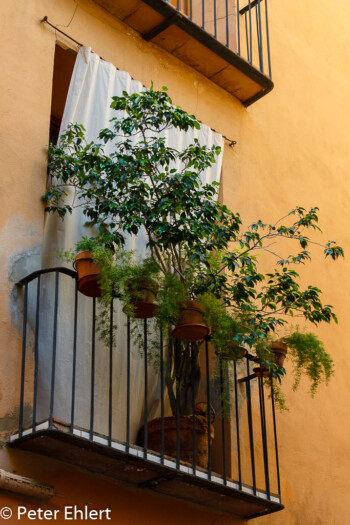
10 268 283 519
93 0 273 106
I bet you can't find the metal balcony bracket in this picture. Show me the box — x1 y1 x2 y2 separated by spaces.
144 14 178 41
238 373 257 383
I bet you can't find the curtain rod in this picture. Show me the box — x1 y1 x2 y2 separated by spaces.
40 16 236 147
41 16 83 47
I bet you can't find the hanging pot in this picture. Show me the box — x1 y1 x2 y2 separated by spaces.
124 279 159 319
171 300 209 342
138 415 214 469
215 344 248 361
253 367 269 378
270 341 288 367
74 251 101 298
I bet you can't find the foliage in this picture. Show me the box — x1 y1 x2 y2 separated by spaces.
60 236 161 345
153 272 187 330
44 86 344 415
265 377 289 412
283 331 334 395
199 292 242 360
252 329 334 409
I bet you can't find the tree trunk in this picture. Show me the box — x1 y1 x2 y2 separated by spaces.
165 341 201 416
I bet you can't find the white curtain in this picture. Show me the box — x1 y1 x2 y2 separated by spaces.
38 47 224 444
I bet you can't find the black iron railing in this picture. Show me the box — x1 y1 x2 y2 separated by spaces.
164 0 272 78
13 268 281 509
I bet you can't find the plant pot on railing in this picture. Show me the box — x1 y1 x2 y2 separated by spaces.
74 251 101 297
171 300 209 342
124 279 159 319
215 343 248 361
253 367 269 378
270 341 288 367
138 415 214 469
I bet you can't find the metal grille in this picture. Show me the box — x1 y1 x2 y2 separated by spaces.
15 268 281 503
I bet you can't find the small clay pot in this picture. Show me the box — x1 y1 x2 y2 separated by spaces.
74 251 101 297
253 367 269 378
270 341 288 367
171 300 209 342
124 279 159 319
215 344 248 361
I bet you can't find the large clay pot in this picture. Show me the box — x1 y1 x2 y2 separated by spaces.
74 251 101 297
124 279 159 319
171 301 209 342
138 415 214 469
270 341 288 367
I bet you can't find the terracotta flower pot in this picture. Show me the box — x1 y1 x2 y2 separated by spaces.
124 279 159 319
171 300 209 342
215 344 248 361
138 415 214 469
270 341 288 367
253 367 269 378
74 251 101 297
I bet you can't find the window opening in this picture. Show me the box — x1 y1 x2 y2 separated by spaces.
49 44 77 144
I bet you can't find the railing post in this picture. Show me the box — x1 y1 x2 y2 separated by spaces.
49 272 59 429
175 339 181 469
18 283 28 438
258 376 270 499
90 297 96 440
234 360 242 490
32 276 41 432
205 339 212 478
191 343 197 474
237 0 240 54
70 279 78 433
160 327 165 463
108 301 114 447
245 357 256 495
248 0 253 64
213 0 217 39
271 382 281 498
143 319 148 458
125 313 130 451
219 359 227 484
225 0 229 48
265 0 272 78
256 0 264 72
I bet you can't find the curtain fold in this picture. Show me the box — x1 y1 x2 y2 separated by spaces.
38 47 224 444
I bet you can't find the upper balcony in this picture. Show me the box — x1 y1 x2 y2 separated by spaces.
10 268 283 520
93 0 273 106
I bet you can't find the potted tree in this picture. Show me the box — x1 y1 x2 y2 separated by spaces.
43 86 344 462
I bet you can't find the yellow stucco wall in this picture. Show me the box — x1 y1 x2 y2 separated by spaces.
1 0 349 523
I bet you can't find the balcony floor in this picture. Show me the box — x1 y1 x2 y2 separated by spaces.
10 419 283 520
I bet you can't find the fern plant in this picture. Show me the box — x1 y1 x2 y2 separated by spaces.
283 331 334 395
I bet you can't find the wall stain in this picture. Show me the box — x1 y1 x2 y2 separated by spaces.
0 403 32 446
